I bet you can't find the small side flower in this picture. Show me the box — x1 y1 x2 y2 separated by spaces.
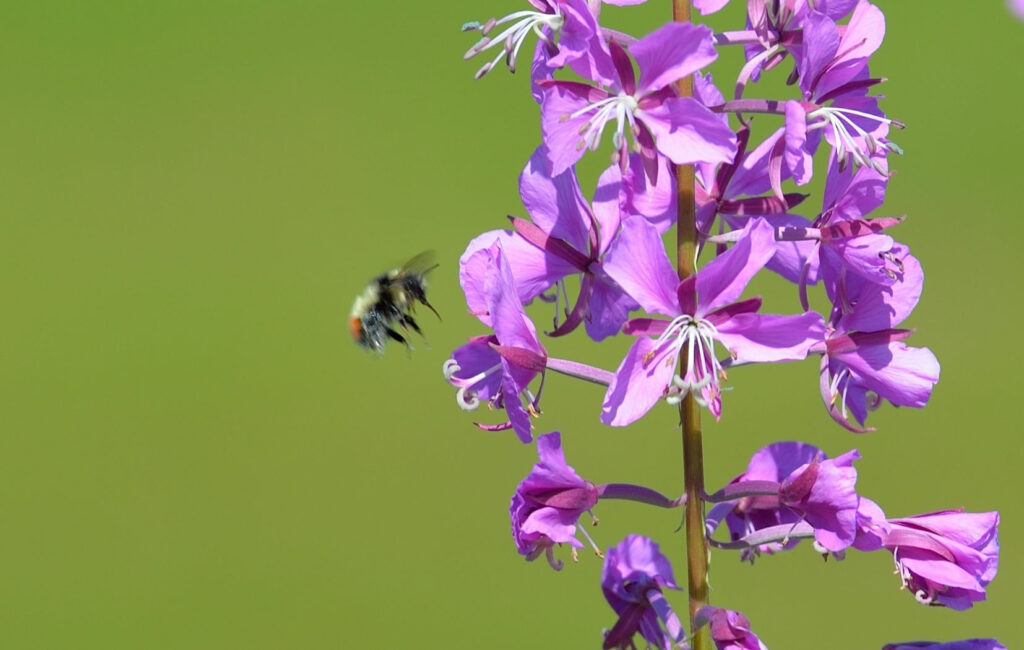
601 535 686 650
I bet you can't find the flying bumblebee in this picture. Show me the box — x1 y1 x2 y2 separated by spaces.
349 252 441 353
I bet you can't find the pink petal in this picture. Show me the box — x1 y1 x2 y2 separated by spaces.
639 96 737 166
602 216 680 317
601 337 676 426
629 22 717 96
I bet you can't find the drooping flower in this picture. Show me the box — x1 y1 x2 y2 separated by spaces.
601 535 686 650
601 218 823 425
540 21 736 181
443 242 547 443
695 606 768 650
882 509 1000 609
817 246 940 432
705 441 861 559
510 431 601 569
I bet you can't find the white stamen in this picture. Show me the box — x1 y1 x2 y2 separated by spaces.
464 9 564 77
655 315 724 408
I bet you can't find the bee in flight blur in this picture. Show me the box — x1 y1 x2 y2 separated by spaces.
349 251 441 354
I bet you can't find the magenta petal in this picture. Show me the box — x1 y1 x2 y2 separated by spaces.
540 82 610 175
796 11 841 94
602 216 680 317
693 0 731 13
640 97 737 166
836 341 939 408
519 146 592 250
784 100 814 185
500 364 534 444
554 0 618 87
486 247 544 356
592 162 623 254
522 507 583 547
841 246 923 331
602 337 676 426
819 1 885 97
696 219 775 316
616 153 677 235
716 311 825 363
629 22 717 96
899 553 983 591
501 229 580 300
586 280 639 342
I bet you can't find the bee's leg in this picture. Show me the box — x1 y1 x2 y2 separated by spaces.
401 313 424 337
385 327 412 350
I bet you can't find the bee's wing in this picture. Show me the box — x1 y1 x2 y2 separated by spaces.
398 250 439 277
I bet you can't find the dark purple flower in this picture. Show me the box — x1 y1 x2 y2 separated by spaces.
882 509 999 610
884 641 1006 650
444 242 547 443
601 218 823 425
540 21 736 181
510 431 601 569
601 535 686 650
705 441 861 558
695 606 768 650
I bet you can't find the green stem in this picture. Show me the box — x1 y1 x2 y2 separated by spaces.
673 2 711 649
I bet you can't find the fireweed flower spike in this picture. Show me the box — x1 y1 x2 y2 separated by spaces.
704 441 861 559
539 21 736 181
694 606 768 650
510 431 602 569
601 218 823 425
881 509 1000 609
601 535 686 650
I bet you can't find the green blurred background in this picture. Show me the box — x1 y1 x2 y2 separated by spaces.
0 1 1019 648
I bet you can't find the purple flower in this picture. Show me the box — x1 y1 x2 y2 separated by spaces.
817 246 940 432
882 509 999 609
783 3 900 179
601 535 686 650
1012 0 1024 20
540 21 736 181
773 154 897 304
600 218 823 425
444 242 547 443
695 606 768 650
462 0 615 83
884 641 1006 650
705 441 861 558
510 431 600 569
460 146 673 341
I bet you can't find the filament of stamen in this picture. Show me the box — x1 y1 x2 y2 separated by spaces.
466 10 564 76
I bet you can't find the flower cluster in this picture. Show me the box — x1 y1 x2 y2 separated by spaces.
445 1 1001 648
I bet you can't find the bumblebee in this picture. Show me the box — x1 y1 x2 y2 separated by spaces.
349 252 441 353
